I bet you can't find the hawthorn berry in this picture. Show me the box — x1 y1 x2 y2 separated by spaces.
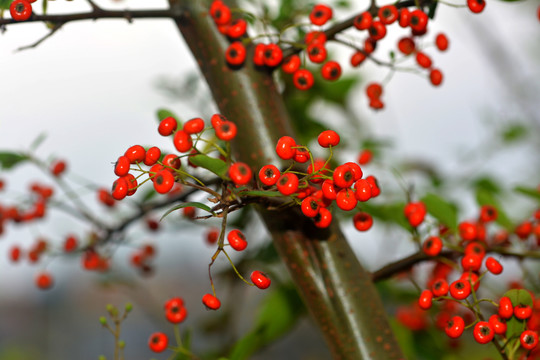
202 293 221 310
144 146 161 166
398 8 410 28
10 245 22 263
404 202 426 227
423 236 443 257
164 298 187 324
515 304 533 320
226 19 247 39
317 130 340 148
183 206 196 219
158 116 178 136
281 55 301 74
449 279 471 300
366 175 381 197
51 160 67 176
435 33 449 51
515 221 533 239
183 117 205 135
173 130 193 153
210 1 231 25
227 229 247 251
125 145 146 164
307 44 327 64
459 221 478 241
520 330 539 350
215 120 237 141
251 270 271 289
10 0 32 21
431 278 449 297
460 271 480 292
333 164 355 188
293 69 315 90
225 42 246 66
488 314 507 335
368 21 387 41
321 180 338 200
366 83 383 99
357 149 372 165
162 154 181 170
310 4 333 26
148 332 168 353
112 177 129 200
259 164 280 186
350 51 367 67
206 228 219 245
418 289 433 310
378 5 399 25
153 170 175 194
114 155 131 177
429 69 443 86
229 162 252 186
276 173 299 196
467 0 486 13
363 38 377 54
123 173 138 196
263 43 283 67
301 196 320 218
485 257 503 275
415 52 432 69
253 43 266 66
409 10 428 32
336 188 357 211
354 179 372 202
461 254 482 272
321 61 342 81
445 316 465 338
64 235 78 252
36 271 54 290
275 136 297 160
397 37 415 55
314 207 333 228
353 212 373 231
473 321 494 344
353 11 372 30
294 148 310 163
498 296 514 319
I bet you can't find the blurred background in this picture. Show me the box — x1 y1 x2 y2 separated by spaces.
0 0 539 359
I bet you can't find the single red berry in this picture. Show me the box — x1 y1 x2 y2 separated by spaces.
253 43 266 66
461 254 483 272
158 116 178 136
368 21 387 41
409 10 428 32
515 221 533 239
474 321 494 344
354 179 372 202
183 117 205 135
276 173 299 196
314 207 333 228
445 316 465 339
275 136 296 160
366 82 383 99
165 303 187 324
229 162 252 186
226 18 247 39
36 271 54 290
144 146 161 166
322 179 338 200
423 236 443 257
153 170 175 194
431 278 449 297
353 212 373 231
301 196 320 218
321 61 342 81
307 44 327 64
122 173 138 196
10 0 32 21
435 33 449 51
467 0 486 13
485 257 503 275
228 229 247 251
498 296 514 319
464 241 486 258
479 204 497 223
397 37 416 55
515 304 533 320
305 31 327 46
112 177 129 200
202 293 221 310
333 164 355 188
225 42 246 66
211 2 231 25
418 289 433 310
416 52 432 69
318 130 340 148
459 221 478 241
520 330 539 350
9 245 22 263
51 160 67 176
97 188 115 207
125 145 146 164
281 55 301 74
146 218 159 231
114 156 131 177
206 228 219 245
429 68 443 86
336 188 357 211
251 270 271 289
148 332 168 353
357 149 372 165
307 159 328 184
353 11 372 30
162 154 181 170
183 206 196 219
366 175 381 197
64 235 77 252
344 162 363 181
398 8 410 27
263 43 283 67
449 279 471 300
210 114 226 128
310 4 333 26
350 51 367 67
378 5 399 25
173 130 193 153
489 314 507 335
293 68 315 90
294 148 310 163
460 271 480 292
363 38 377 55
259 164 280 186
215 120 237 141
164 297 184 311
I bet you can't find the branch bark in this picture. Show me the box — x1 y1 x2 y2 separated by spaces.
168 1 403 358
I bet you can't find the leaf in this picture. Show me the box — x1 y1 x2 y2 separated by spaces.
501 123 527 143
362 202 411 230
228 285 303 360
237 190 283 198
188 154 228 178
313 76 359 106
472 177 501 195
42 0 48 14
427 0 439 19
160 202 214 221
0 0 11 10
514 186 540 202
503 289 533 340
29 133 47 151
420 193 458 230
475 188 514 230
156 108 180 123
0 151 29 170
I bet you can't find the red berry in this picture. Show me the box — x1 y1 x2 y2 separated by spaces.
429 68 443 86
418 289 433 310
461 254 482 272
125 145 146 164
473 321 494 344
398 8 410 28
64 235 77 252
366 82 383 99
431 278 449 297
122 173 138 196
368 21 387 41
353 212 373 231
397 37 415 55
153 170 175 194
301 196 320 218
229 162 252 186
226 19 247 39
144 146 161 166
515 304 533 320
250 270 271 289
293 69 315 90
488 314 507 335
259 164 280 186
183 206 196 219
202 293 221 310
164 298 187 324
112 177 129 200
415 52 432 69
366 175 381 197
9 245 22 263
10 0 32 21
97 188 115 207
253 43 266 66
423 236 443 257
321 61 342 81
435 33 449 51
460 271 480 292
173 130 193 153
183 117 205 135
363 38 377 54
225 42 246 66
215 120 237 141
317 130 340 148
498 296 514 319
114 155 131 177
263 43 283 68
459 221 478 241
467 0 486 13
333 164 354 188
314 207 333 228
276 173 299 195
307 44 327 64
158 116 178 136
336 188 357 211
305 31 327 46
51 160 67 176
148 332 168 353
445 315 465 339
353 11 372 30
520 330 539 350
36 271 54 290
515 221 533 239
344 162 363 181
294 148 310 163
357 149 372 165
162 154 181 170
310 4 333 26
211 2 231 25
228 229 247 251
275 136 297 160
449 279 471 300
479 205 497 223
350 51 367 67
378 5 398 25
322 179 338 200
354 179 372 202
485 257 503 275
206 228 219 245
409 10 428 32
281 55 301 74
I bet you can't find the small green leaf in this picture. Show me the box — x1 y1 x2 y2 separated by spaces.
237 190 283 198
160 202 214 221
0 0 11 10
42 0 48 14
472 177 501 195
363 202 410 230
420 193 458 230
514 186 540 202
188 154 228 178
501 123 527 143
156 108 180 123
475 188 514 230
0 151 29 170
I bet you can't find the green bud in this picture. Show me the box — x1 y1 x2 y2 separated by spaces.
99 316 108 326
118 340 125 349
98 356 106 360
106 304 118 317
124 302 133 313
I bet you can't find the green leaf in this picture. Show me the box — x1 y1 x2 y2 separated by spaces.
514 186 540 202
475 188 514 230
160 202 214 221
228 285 303 360
42 0 48 14
472 177 501 195
0 0 11 10
501 123 528 143
503 289 533 341
420 193 458 230
188 154 228 178
237 190 283 198
362 202 410 230
156 108 180 124
0 151 29 170
314 76 359 106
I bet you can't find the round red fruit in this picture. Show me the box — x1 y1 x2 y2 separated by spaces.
125 145 146 164
423 236 443 257
310 4 333 26
10 0 32 21
275 136 297 160
144 146 161 166
488 314 507 335
282 55 301 74
229 162 252 186
259 164 280 186
251 270 271 289
435 33 449 51
36 271 54 290
314 207 333 228
215 120 237 141
498 296 513 319
445 316 465 339
173 130 193 153
318 130 340 148
467 0 486 13
378 5 398 25
225 42 246 66
202 293 221 310
228 229 247 251
158 116 178 136
333 164 354 188
153 170 175 194
293 69 315 90
520 330 539 350
418 289 433 310
449 279 471 300
336 188 357 211
429 69 443 86
473 321 494 344
148 332 168 353
301 196 320 218
353 212 373 231
263 43 283 67
485 257 503 275
515 304 533 320
353 11 372 30
321 61 342 81
276 173 299 195
183 117 205 135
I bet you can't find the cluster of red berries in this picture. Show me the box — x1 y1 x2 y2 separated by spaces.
148 297 188 353
9 0 35 21
129 243 156 275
